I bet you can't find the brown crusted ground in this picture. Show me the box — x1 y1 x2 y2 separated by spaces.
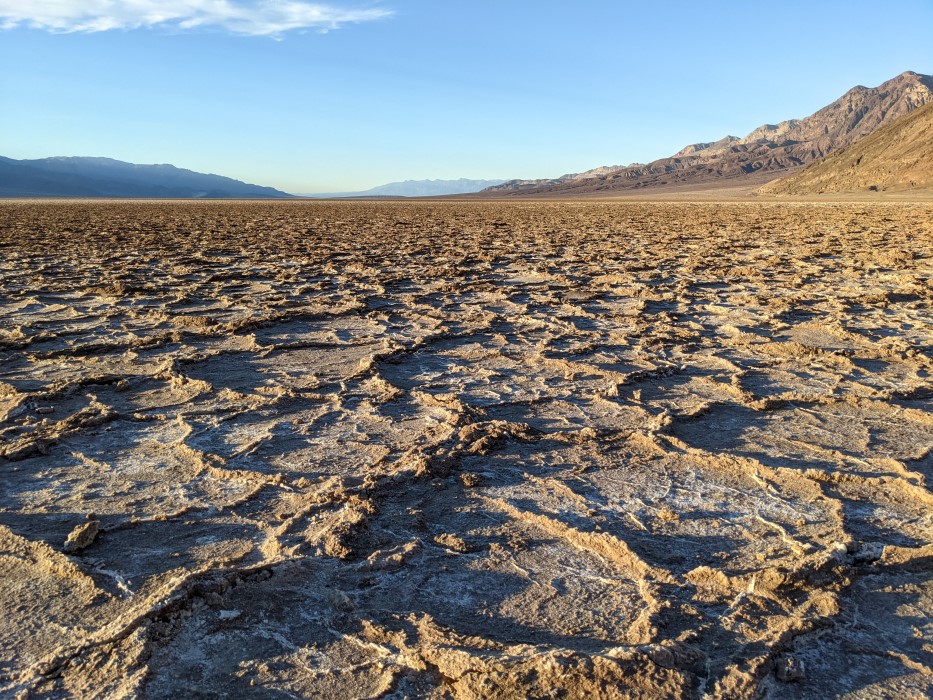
0 200 931 699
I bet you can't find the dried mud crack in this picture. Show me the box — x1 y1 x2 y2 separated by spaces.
0 200 931 698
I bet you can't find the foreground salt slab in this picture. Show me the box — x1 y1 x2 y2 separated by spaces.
0 200 931 698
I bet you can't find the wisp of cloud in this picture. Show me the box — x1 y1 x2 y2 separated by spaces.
0 0 392 36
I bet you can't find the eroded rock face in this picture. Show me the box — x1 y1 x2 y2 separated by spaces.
760 100 933 195
0 200 931 699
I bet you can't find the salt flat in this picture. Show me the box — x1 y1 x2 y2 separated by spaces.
0 200 931 698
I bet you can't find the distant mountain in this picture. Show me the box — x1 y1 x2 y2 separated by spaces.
305 178 506 198
0 156 293 198
760 100 933 195
484 71 933 196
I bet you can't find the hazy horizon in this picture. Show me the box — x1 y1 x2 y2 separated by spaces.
2 1 931 192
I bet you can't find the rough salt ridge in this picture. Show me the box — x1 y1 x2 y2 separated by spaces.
0 200 931 698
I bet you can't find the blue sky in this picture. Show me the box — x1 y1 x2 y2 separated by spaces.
2 1 932 193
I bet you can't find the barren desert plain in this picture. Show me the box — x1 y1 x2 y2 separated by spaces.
0 199 932 699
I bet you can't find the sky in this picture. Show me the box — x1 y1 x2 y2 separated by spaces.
2 1 932 193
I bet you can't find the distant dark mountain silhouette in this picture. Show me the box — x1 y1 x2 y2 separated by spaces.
0 156 293 198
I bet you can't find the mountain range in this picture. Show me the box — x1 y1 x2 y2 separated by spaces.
304 179 506 198
0 159 504 200
0 156 293 198
760 99 933 195
483 71 933 196
3 71 931 200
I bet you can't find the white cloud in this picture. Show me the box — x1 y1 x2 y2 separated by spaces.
0 1 391 36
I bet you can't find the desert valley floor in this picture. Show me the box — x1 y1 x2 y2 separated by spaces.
0 200 931 699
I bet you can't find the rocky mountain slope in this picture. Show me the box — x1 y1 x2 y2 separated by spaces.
759 100 933 194
0 156 293 198
485 71 933 196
